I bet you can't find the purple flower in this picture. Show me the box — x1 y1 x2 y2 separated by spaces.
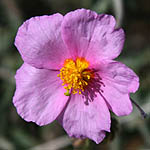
13 9 139 144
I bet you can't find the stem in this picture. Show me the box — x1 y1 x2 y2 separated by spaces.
72 139 86 150
130 98 148 119
72 139 96 150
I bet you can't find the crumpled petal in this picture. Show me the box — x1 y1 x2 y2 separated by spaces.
62 9 124 65
57 94 111 144
13 63 69 126
100 61 139 116
15 14 70 69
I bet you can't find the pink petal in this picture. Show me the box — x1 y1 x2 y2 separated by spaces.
15 14 70 69
13 63 68 126
62 9 124 64
100 61 139 116
57 94 111 144
102 61 139 93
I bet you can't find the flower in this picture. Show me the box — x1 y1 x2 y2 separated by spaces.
13 9 139 144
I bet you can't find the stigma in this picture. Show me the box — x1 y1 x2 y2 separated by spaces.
57 58 94 95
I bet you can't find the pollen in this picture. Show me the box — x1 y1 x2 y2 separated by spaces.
57 58 94 95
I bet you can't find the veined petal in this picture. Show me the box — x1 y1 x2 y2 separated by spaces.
102 61 139 93
57 94 111 144
13 63 69 126
100 61 139 116
62 9 124 65
15 14 70 69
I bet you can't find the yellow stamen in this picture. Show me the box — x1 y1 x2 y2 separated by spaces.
57 58 94 95
64 89 71 96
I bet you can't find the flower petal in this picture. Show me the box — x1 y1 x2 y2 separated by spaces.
100 61 139 116
13 63 68 126
15 14 70 69
62 9 124 64
57 94 111 144
102 61 139 93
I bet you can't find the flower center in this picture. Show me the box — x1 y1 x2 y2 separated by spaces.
57 58 94 95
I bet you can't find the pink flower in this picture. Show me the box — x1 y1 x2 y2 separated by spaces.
13 9 139 144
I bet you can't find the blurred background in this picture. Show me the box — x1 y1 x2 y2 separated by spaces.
0 0 150 150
